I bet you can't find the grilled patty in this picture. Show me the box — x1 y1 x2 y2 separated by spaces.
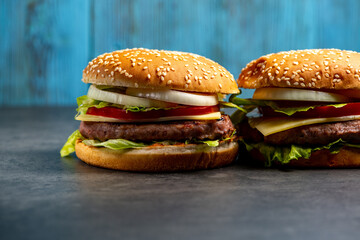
80 114 235 142
237 119 360 146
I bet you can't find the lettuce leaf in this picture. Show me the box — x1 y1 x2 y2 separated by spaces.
230 95 347 116
60 130 234 156
60 130 84 157
240 138 360 167
197 139 220 147
219 101 247 112
83 139 147 150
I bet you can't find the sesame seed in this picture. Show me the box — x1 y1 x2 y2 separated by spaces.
275 70 280 75
167 80 172 85
294 82 299 86
186 80 191 84
218 83 222 88
325 73 330 78
171 68 175 71
143 66 148 70
299 77 305 81
346 70 351 74
97 70 100 73
335 74 340 78
300 83 305 87
195 76 198 81
147 74 151 79
131 63 135 67
161 76 165 81
293 61 299 65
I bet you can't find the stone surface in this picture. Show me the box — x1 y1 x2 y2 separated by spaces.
1 107 360 240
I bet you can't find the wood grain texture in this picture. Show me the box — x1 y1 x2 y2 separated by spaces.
1 0 360 106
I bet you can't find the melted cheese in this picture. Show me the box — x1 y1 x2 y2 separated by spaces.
75 112 221 122
248 115 360 136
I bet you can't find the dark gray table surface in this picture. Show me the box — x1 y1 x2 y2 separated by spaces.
1 107 360 240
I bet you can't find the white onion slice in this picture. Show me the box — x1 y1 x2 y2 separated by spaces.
87 85 174 108
126 88 219 106
253 88 350 102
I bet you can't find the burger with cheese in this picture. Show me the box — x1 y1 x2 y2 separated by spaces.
60 48 239 172
231 49 360 167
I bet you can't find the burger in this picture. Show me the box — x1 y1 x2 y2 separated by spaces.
60 48 240 172
231 49 360 167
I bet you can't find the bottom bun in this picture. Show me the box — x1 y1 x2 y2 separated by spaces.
249 147 360 168
75 140 239 172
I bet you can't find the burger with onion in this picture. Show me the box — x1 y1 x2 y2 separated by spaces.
231 49 360 167
61 48 240 172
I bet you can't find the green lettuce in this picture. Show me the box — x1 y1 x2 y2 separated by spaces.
230 95 347 116
60 130 234 157
60 130 84 157
240 138 360 167
82 139 147 150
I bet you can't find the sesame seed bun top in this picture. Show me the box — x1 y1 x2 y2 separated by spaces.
237 49 360 89
82 48 239 94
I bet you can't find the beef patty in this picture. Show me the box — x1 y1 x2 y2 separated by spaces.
237 119 360 146
80 115 235 142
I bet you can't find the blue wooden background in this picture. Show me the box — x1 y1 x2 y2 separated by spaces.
1 0 360 106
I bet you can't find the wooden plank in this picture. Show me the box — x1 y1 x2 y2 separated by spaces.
1 0 360 105
0 0 90 106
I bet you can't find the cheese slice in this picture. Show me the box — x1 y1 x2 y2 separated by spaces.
75 112 221 122
248 115 360 136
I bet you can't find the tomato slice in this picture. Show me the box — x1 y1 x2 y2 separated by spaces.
86 105 220 120
260 102 360 118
